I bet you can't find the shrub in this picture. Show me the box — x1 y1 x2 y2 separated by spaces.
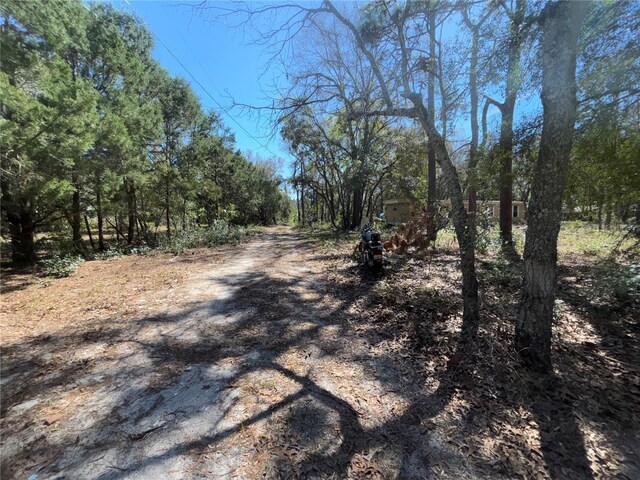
163 220 249 254
92 245 153 259
594 259 640 305
95 247 123 259
40 255 84 278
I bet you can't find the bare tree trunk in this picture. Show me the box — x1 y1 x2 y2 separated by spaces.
597 199 603 230
96 171 105 251
165 180 171 240
426 8 437 242
115 214 121 243
605 197 612 230
7 205 36 264
300 160 306 225
409 95 480 332
134 192 141 240
516 0 590 372
494 0 526 256
84 214 95 251
71 172 83 250
127 179 136 245
498 96 515 251
462 7 489 238
468 38 479 218
351 184 364 229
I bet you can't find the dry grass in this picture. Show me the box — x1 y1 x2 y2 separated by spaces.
1 226 638 479
318 226 639 480
0 247 232 344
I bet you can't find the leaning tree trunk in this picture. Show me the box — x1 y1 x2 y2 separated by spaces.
410 94 480 332
84 214 95 251
516 0 590 372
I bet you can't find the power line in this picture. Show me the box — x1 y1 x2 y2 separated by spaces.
122 0 283 160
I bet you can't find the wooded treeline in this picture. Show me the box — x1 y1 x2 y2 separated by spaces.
1 0 289 264
223 0 639 371
273 1 638 235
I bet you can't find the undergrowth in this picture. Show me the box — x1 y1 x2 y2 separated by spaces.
593 259 640 305
162 220 252 255
40 255 84 278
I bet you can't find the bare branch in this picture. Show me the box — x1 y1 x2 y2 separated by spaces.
484 94 505 112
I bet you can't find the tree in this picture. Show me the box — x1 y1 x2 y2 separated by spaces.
567 106 640 228
515 0 590 371
2 0 289 262
567 0 640 228
83 3 160 250
216 0 481 328
461 3 495 235
483 0 532 256
327 0 481 330
1 0 98 262
154 74 202 238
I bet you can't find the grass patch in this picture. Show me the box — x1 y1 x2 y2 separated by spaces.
557 222 634 258
434 221 631 259
434 226 457 250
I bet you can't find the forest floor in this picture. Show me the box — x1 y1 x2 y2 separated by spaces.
1 226 639 479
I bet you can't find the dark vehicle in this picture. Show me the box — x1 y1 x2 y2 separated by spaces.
358 224 384 269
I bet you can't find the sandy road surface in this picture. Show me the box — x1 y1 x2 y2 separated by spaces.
2 229 469 479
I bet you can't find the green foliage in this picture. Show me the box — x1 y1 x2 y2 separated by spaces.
95 247 124 260
282 108 400 230
474 213 497 254
480 257 522 288
93 245 152 259
557 222 627 258
162 220 249 255
36 234 81 258
40 255 84 278
1 0 288 263
594 260 640 305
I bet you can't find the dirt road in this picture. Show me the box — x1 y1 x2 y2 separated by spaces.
1 229 469 479
4 229 639 479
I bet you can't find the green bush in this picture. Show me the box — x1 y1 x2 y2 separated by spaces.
163 220 249 254
40 255 84 278
594 260 640 305
95 247 123 259
94 245 153 259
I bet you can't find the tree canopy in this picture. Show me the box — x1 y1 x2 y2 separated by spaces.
1 0 289 262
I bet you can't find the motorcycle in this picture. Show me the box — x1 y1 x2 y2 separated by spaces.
358 224 384 270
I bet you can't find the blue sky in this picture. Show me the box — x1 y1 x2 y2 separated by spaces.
111 0 293 174
106 1 541 176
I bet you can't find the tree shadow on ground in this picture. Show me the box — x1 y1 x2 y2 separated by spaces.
0 263 40 294
2 233 637 479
